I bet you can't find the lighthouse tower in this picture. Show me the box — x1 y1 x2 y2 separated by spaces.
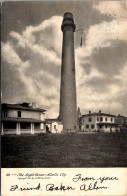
59 12 77 132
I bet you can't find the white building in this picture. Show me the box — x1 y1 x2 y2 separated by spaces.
1 102 46 135
45 119 63 133
80 111 116 133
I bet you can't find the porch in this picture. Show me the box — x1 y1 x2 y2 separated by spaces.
1 118 46 135
96 122 117 132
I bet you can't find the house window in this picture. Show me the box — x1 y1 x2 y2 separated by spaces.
86 124 89 129
105 118 107 121
54 125 56 129
88 117 92 122
111 118 112 122
18 111 21 118
105 124 108 128
4 111 8 117
97 117 99 121
100 117 103 121
91 124 94 129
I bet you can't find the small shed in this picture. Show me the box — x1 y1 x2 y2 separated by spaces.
45 119 63 133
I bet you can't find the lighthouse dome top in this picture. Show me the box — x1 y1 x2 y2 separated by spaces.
61 12 76 31
64 12 74 20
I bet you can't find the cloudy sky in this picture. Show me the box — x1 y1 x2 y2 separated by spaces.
1 1 127 118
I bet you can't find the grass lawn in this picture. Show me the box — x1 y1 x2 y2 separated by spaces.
1 132 127 168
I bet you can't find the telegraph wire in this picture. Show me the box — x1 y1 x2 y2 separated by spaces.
75 27 85 47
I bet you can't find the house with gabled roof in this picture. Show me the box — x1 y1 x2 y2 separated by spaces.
115 114 127 132
80 110 116 132
1 102 46 135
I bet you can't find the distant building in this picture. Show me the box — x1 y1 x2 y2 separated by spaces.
80 111 116 132
115 114 127 132
45 119 63 133
77 107 81 131
1 102 46 135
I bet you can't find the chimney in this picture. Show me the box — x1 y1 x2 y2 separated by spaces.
89 111 91 114
99 110 101 113
32 102 36 108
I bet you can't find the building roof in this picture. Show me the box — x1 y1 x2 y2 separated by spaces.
116 114 127 118
45 118 63 124
1 117 45 123
81 112 115 118
2 103 46 113
45 118 58 121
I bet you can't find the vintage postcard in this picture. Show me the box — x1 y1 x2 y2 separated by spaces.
1 1 127 195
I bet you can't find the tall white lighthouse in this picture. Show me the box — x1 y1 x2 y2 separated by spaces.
59 12 77 132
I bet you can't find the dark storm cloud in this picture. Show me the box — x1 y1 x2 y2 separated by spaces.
92 40 127 76
1 60 27 103
85 76 123 92
2 1 112 44
82 63 92 74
